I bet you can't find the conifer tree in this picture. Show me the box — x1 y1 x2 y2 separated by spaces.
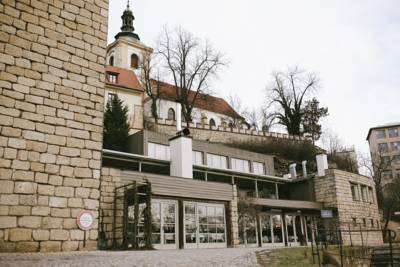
103 94 130 151
302 98 328 145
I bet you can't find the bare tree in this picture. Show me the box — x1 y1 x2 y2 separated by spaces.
158 26 226 125
228 94 245 127
321 130 358 173
242 109 259 129
260 107 275 132
140 51 162 120
359 151 395 231
321 130 345 155
265 67 320 135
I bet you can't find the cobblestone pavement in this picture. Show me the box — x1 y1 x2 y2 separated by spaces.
0 248 266 267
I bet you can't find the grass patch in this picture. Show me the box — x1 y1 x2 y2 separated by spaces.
264 247 319 267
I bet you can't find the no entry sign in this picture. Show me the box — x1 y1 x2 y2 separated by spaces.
77 210 94 230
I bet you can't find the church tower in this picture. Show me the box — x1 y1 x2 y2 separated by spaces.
106 1 153 76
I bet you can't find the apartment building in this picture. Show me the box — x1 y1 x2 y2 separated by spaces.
367 122 400 183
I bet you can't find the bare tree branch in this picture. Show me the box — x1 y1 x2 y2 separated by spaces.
158 26 227 126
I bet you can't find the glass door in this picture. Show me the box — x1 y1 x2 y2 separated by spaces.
184 203 197 248
260 213 285 247
162 202 177 249
239 214 258 247
135 200 177 250
285 214 300 246
272 214 285 245
260 214 272 245
184 202 227 249
304 216 317 245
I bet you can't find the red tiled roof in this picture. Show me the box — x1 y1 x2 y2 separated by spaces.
151 80 242 119
105 65 143 91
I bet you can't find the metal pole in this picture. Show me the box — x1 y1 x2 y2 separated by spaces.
83 230 86 248
133 182 139 249
123 187 128 248
349 224 353 247
112 188 117 249
389 230 394 267
314 227 321 267
311 231 315 264
338 229 343 267
255 180 259 198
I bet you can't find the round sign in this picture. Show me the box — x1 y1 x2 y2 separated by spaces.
77 211 94 230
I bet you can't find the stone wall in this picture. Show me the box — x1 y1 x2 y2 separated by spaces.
0 0 108 252
229 184 240 247
314 169 383 246
99 167 124 248
145 119 307 145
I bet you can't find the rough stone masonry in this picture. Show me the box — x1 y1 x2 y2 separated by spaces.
0 0 108 252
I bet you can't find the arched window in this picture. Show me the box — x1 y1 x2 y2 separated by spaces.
130 53 139 69
209 118 216 127
109 55 114 66
167 108 175 121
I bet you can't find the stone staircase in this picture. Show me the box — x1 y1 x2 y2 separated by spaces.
371 245 400 267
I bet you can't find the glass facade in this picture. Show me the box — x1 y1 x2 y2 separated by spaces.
128 200 178 249
184 202 226 248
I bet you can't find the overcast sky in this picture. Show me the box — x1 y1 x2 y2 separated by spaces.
107 0 400 156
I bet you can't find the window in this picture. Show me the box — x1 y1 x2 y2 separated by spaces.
361 185 368 202
107 93 116 105
382 171 393 179
378 143 389 153
131 53 139 69
209 118 216 127
390 142 400 152
252 162 265 175
192 151 203 165
370 219 374 228
109 55 114 66
148 142 170 160
388 128 399 138
375 130 386 139
206 153 228 169
231 158 250 173
382 156 391 165
350 183 360 201
368 187 374 203
106 72 118 83
167 108 175 121
393 155 400 164
362 218 367 227
352 218 357 226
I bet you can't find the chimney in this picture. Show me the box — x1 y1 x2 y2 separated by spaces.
316 154 328 177
169 102 193 179
289 163 297 179
302 161 307 177
176 101 182 132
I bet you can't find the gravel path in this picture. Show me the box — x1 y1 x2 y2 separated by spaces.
0 248 266 267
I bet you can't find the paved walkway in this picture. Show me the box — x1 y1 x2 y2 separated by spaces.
0 248 266 267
